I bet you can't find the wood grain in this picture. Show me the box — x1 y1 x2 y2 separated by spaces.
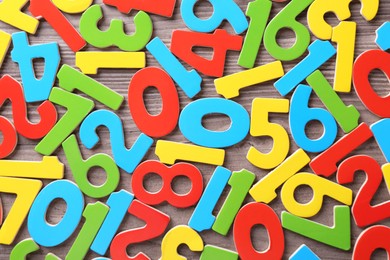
0 0 390 259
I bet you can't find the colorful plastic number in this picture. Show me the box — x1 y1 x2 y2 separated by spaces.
212 169 255 236
62 134 120 198
0 30 11 67
0 75 57 139
0 0 39 34
337 155 390 227
146 37 202 99
281 172 352 217
103 0 177 17
238 0 272 68
155 140 225 165
52 0 93 14
76 51 145 74
66 202 109 260
274 40 336 96
0 156 63 179
332 21 356 93
79 109 153 173
10 238 60 260
171 29 243 77
233 202 284 260
80 5 152 51
179 98 250 148
310 123 373 177
376 21 390 51
28 180 84 247
263 0 314 61
0 177 42 245
282 206 351 250
11 32 60 102
29 0 86 52
132 160 203 208
161 225 204 260
306 70 360 133
353 225 390 259
289 245 320 260
247 98 290 169
189 166 231 232
289 85 337 153
57 64 123 111
353 50 390 118
91 190 134 255
128 67 179 138
371 119 390 162
250 149 310 203
110 200 170 260
180 0 248 34
215 61 284 99
200 245 238 260
35 87 94 155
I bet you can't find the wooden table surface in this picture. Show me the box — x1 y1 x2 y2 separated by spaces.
0 0 390 259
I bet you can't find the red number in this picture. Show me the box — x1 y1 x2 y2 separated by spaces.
337 155 390 227
132 160 203 208
103 0 177 17
110 200 170 260
353 225 390 259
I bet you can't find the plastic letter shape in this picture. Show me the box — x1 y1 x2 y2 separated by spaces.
233 202 284 260
28 180 84 247
11 32 60 102
128 67 179 138
155 140 225 165
66 202 109 260
212 169 256 236
110 200 170 260
306 70 360 133
289 85 337 153
263 0 313 61
215 60 284 99
146 37 202 98
180 0 248 34
337 155 390 227
79 5 152 52
353 50 390 118
0 75 57 139
62 135 120 198
0 0 39 34
179 98 250 148
308 0 378 40
0 31 11 68
79 110 153 173
238 0 272 68
35 87 94 155
0 117 17 159
0 177 42 245
332 22 356 93
310 123 373 177
353 225 390 259
189 166 231 232
171 29 243 77
289 245 320 260
371 119 390 162
91 190 134 255
282 206 351 250
132 160 203 208
376 22 390 51
200 245 238 260
247 98 290 169
29 0 86 52
103 0 177 17
281 172 352 217
0 156 63 179
274 40 336 96
52 0 93 14
57 64 123 111
76 51 145 74
250 149 310 203
161 225 204 260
